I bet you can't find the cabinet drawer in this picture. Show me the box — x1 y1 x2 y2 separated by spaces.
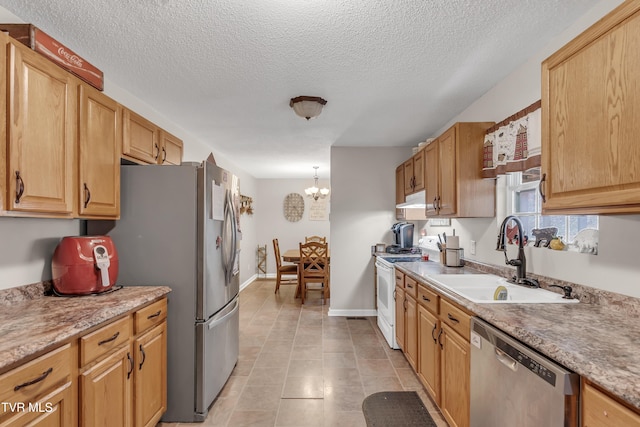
135 298 167 334
0 343 72 417
80 316 131 366
404 276 418 298
417 285 438 314
395 270 404 288
583 381 640 426
440 299 470 341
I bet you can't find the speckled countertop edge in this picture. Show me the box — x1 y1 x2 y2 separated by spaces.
393 260 640 411
0 285 171 373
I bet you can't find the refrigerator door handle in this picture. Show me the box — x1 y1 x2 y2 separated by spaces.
207 298 239 330
222 190 239 285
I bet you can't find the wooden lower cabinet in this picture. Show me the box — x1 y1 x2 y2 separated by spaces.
417 304 440 403
582 380 640 427
133 322 167 427
0 381 74 427
80 345 133 427
395 273 471 427
404 293 418 370
0 343 76 427
439 323 470 427
395 285 405 350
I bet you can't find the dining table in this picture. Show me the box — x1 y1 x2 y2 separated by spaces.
282 248 331 299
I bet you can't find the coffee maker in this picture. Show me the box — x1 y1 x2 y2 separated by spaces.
389 222 414 252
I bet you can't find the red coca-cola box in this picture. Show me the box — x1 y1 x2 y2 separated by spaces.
0 23 104 91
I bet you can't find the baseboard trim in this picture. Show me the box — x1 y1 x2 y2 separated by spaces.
240 274 258 292
327 308 378 317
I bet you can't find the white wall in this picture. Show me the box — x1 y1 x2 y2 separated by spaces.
256 179 330 275
329 147 411 316
0 5 258 290
422 0 640 298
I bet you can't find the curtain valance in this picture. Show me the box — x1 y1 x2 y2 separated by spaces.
482 100 541 178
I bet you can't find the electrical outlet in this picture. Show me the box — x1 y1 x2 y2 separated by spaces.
470 240 476 255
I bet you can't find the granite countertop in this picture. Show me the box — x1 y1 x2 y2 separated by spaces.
0 285 171 373
393 260 640 411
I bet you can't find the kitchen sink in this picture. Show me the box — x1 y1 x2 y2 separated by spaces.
427 274 579 304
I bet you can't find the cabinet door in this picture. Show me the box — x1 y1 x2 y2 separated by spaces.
7 41 75 215
394 286 405 351
78 84 121 218
405 293 418 370
80 345 133 427
582 381 640 427
412 150 425 192
403 159 415 194
122 108 159 164
158 130 183 165
440 324 470 427
542 2 640 214
134 322 167 427
437 127 457 216
424 142 439 216
1 381 74 427
417 305 440 404
395 165 405 205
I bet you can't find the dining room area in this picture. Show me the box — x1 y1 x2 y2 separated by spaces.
272 236 331 305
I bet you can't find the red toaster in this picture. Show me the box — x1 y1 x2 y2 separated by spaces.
51 236 119 295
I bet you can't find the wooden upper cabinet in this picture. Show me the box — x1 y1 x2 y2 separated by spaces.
425 122 494 218
541 1 640 214
6 41 75 216
122 108 160 165
78 84 121 218
158 130 183 165
395 165 405 205
403 150 425 195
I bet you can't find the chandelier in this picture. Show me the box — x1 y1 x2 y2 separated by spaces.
305 166 330 200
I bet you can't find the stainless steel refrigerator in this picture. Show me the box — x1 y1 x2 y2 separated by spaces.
88 160 240 422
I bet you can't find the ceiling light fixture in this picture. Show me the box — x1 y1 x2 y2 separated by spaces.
305 166 330 200
290 96 327 120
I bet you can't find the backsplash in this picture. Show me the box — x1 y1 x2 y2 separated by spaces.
464 259 640 317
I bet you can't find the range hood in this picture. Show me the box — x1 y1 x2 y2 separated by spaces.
396 190 426 208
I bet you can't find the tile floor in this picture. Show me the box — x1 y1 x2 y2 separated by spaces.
159 279 448 426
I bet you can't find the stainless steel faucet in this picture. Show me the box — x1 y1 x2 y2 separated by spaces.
496 215 539 287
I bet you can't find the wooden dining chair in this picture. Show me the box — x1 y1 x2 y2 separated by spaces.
305 235 327 244
273 239 298 293
298 241 329 304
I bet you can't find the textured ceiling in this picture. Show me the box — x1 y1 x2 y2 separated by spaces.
0 0 601 178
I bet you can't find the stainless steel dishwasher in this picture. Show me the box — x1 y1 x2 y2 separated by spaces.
470 318 580 427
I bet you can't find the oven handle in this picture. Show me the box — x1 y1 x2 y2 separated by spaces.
375 261 393 272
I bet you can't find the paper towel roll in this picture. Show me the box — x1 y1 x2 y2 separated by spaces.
447 235 460 249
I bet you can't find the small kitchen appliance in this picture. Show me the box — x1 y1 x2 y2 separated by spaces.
51 236 119 295
391 222 414 248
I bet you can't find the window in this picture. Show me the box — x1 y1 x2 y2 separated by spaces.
506 168 598 245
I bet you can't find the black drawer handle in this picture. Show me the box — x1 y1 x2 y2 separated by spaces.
431 323 437 343
83 183 91 208
98 331 120 346
422 295 431 302
139 344 146 370
147 310 162 319
154 143 160 160
127 352 133 379
162 147 167 163
447 313 460 324
437 328 444 349
14 367 53 391
15 171 24 204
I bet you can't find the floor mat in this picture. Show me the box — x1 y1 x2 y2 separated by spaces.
362 391 437 427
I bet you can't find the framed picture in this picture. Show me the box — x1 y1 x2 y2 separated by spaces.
429 218 451 227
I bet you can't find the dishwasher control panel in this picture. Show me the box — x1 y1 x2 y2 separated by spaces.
496 336 557 386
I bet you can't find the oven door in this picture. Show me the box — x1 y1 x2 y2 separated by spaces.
376 259 394 322
375 258 398 348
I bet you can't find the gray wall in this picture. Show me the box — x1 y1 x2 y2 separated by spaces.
328 147 410 315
